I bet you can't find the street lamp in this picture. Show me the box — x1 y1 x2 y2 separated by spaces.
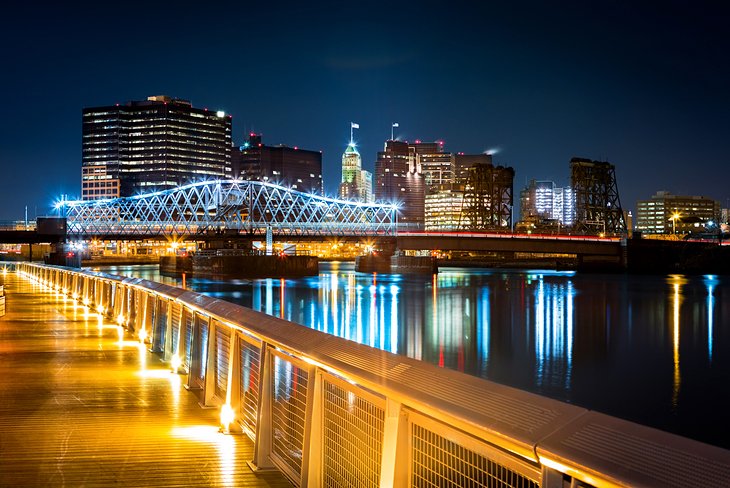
670 212 680 235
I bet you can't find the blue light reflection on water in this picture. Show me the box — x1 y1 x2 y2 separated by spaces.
96 263 730 449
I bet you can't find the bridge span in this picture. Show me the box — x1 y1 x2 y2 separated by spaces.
12 262 730 487
59 180 397 239
397 231 623 256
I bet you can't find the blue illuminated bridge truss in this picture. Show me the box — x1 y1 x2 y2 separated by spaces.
60 180 398 238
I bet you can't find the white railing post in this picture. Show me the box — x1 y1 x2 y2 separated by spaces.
379 398 409 488
301 367 323 488
250 342 275 471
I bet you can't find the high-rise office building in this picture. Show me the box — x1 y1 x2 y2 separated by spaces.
636 191 720 234
81 95 232 200
374 140 426 227
375 139 505 228
233 133 322 194
424 185 466 230
420 151 453 189
454 153 492 183
339 142 373 202
520 179 576 226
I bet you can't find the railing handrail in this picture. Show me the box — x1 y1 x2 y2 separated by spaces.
17 262 730 488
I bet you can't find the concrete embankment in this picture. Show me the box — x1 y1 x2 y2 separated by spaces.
162 253 317 278
355 254 438 274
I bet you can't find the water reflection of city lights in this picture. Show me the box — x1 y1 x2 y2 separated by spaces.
669 276 684 410
534 277 575 388
704 275 718 362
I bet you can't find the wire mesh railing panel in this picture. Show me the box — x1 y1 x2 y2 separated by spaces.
322 377 385 488
270 351 309 482
170 302 182 358
411 424 539 488
152 299 167 353
238 335 261 438
189 314 209 389
214 322 230 401
182 308 194 370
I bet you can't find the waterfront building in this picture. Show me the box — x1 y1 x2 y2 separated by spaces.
424 185 466 230
233 133 323 194
374 140 425 227
519 179 576 227
339 142 372 202
375 138 509 228
636 191 721 235
82 95 232 199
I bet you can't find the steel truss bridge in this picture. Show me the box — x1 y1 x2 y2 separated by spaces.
60 180 398 239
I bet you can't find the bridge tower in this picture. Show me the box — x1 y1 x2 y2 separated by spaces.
570 157 627 235
459 164 515 231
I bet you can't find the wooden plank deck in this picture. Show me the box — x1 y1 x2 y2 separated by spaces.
0 271 292 487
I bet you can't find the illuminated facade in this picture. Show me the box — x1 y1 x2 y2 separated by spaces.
339 143 372 202
374 140 425 227
81 95 231 199
424 186 466 230
420 151 453 189
81 165 120 200
234 133 322 194
636 191 720 234
520 180 576 226
375 140 504 228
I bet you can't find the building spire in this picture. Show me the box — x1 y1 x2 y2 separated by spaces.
350 122 359 145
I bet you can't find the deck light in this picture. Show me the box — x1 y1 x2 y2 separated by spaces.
220 404 235 434
171 354 182 373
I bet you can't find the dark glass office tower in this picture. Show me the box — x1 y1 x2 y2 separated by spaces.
81 95 231 200
232 133 323 195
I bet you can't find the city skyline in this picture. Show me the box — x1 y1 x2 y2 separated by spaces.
2 1 729 220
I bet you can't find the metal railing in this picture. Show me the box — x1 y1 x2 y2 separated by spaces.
59 180 398 238
16 263 730 488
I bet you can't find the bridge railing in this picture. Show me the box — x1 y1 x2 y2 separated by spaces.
16 263 730 488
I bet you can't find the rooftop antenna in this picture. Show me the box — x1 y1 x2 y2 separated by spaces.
391 122 399 141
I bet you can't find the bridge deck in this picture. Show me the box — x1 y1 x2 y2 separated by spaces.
0 272 291 487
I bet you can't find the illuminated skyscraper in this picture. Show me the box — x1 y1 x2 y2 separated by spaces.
339 124 372 202
520 179 575 226
81 95 231 199
373 140 430 227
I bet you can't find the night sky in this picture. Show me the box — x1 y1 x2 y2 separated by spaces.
2 1 729 221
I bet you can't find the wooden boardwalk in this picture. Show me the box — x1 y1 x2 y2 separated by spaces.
0 271 292 487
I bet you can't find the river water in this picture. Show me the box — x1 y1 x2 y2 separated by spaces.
95 262 730 449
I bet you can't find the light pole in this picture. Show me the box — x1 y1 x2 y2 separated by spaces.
671 211 680 236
